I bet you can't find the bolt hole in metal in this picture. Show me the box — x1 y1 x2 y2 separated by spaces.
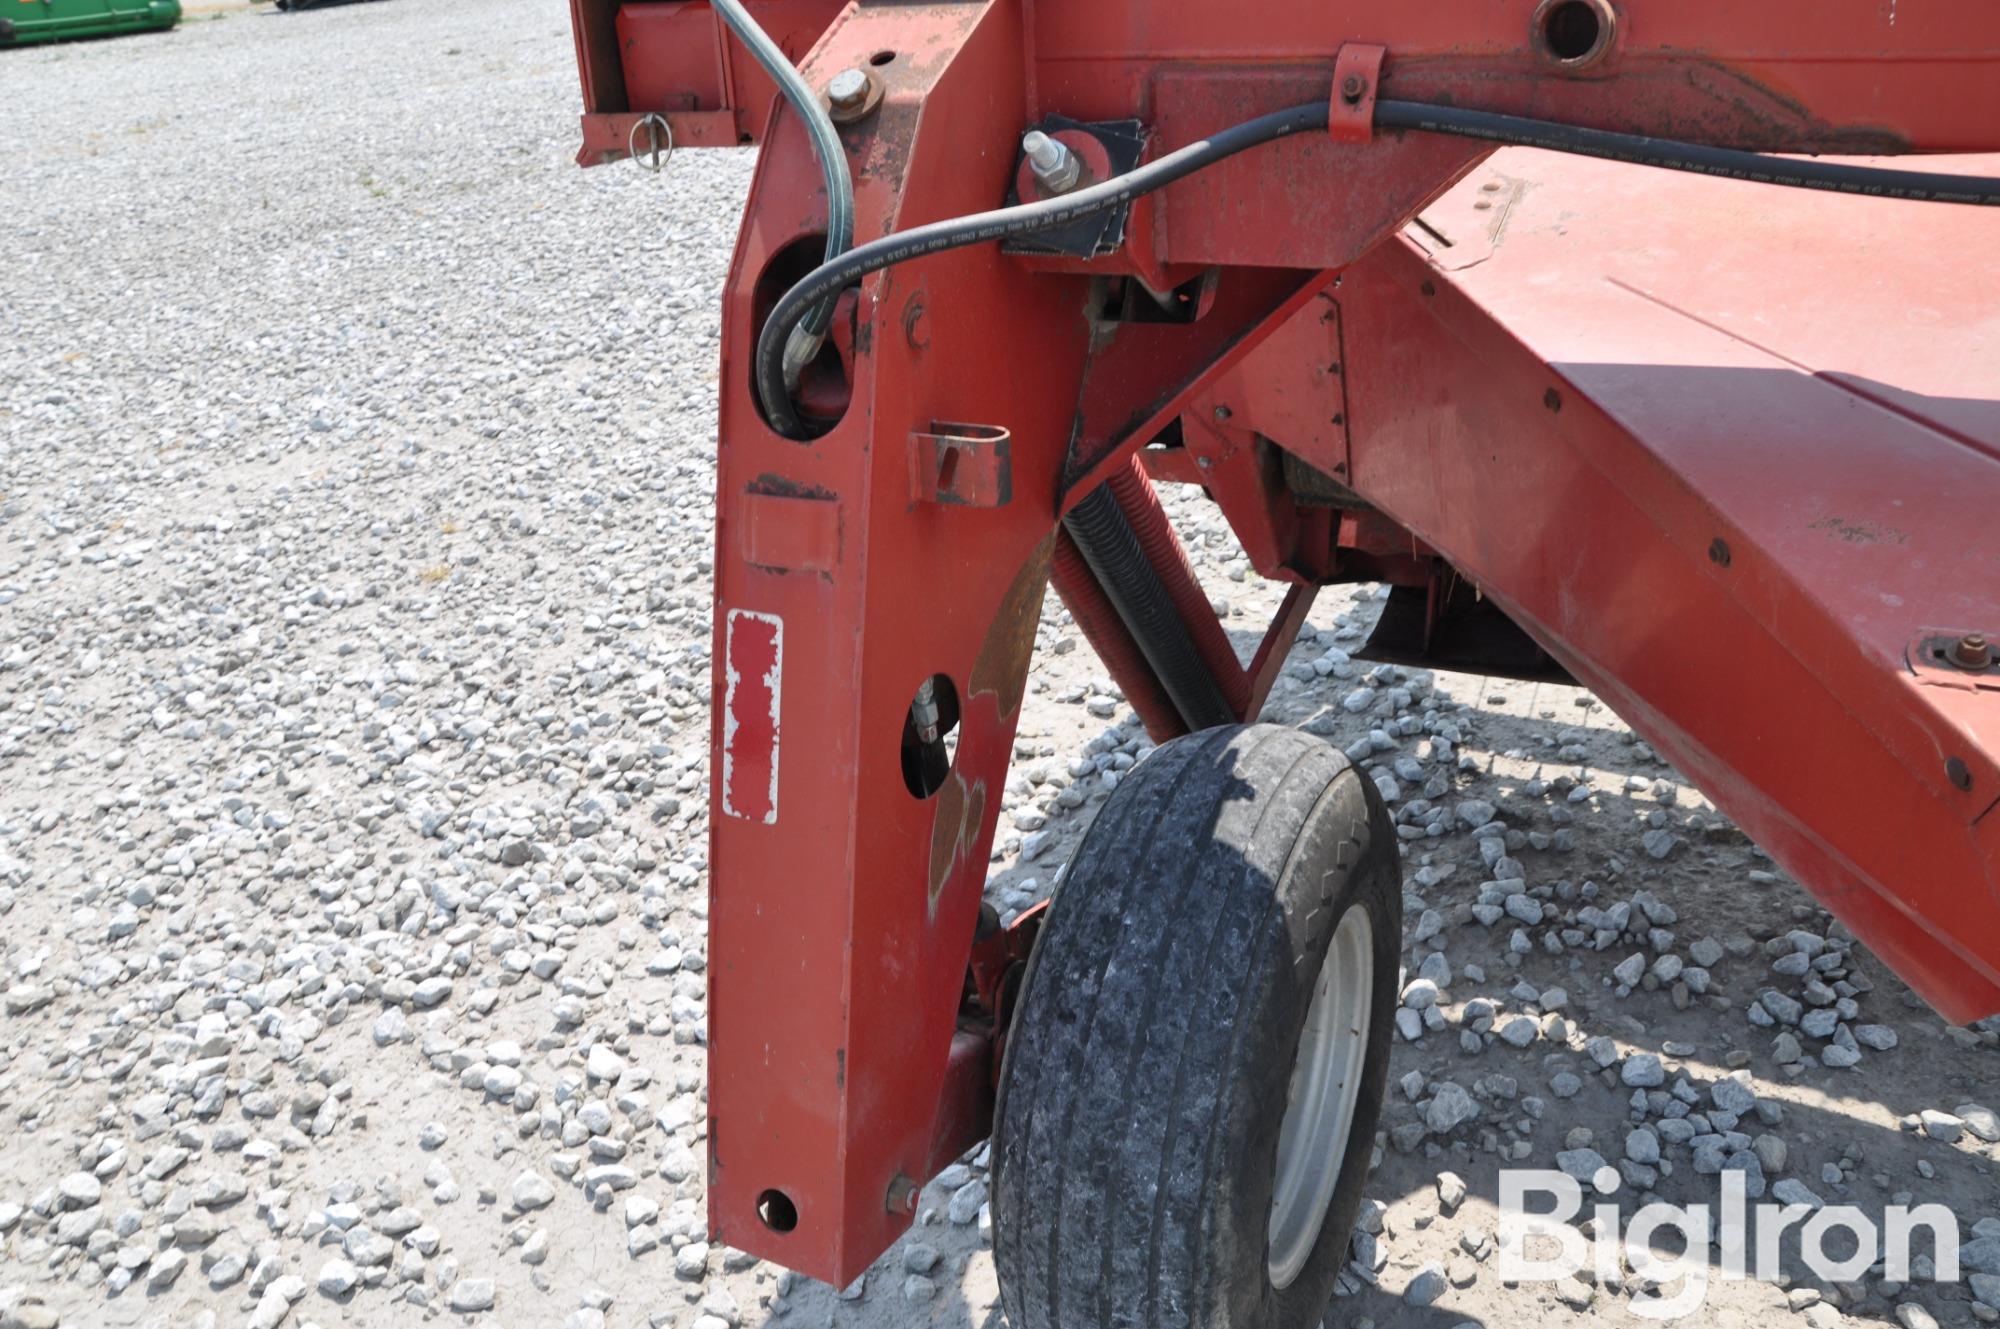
1268 907 1374 1289
757 1188 799 1233
869 48 895 66
1535 0 1615 67
900 673 962 799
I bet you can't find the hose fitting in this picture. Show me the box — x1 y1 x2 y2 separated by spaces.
780 324 825 394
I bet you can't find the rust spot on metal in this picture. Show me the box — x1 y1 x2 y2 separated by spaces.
1810 515 1909 546
925 772 985 912
1384 57 1911 155
1906 631 2000 692
748 473 836 501
969 536 1053 719
925 542 1052 913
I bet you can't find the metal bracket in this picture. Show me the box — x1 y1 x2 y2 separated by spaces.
1908 630 2000 691
1001 117 1146 258
1328 43 1386 144
740 487 840 575
910 424 1013 507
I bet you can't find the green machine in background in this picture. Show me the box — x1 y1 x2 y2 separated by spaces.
0 0 181 44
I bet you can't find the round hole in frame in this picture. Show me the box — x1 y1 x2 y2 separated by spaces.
900 673 962 799
757 1189 799 1233
1536 0 1614 67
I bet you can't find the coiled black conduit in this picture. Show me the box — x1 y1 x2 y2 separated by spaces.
1061 486 1236 732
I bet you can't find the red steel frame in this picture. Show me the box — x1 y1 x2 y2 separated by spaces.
568 0 2000 1287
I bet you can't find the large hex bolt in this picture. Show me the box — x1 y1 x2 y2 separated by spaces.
1021 130 1082 195
827 68 869 112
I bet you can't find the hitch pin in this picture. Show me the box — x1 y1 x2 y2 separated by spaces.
629 112 674 173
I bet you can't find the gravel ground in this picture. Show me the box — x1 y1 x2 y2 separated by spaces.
2 4 1997 1329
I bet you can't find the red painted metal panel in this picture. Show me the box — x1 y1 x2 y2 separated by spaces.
703 2 1102 1285
1029 1 2000 150
1319 151 2000 1019
617 3 743 117
574 0 847 159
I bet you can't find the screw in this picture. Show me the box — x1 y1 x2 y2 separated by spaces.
885 1174 919 1215
1341 74 1366 104
827 68 869 111
1952 633 1993 669
1021 130 1081 194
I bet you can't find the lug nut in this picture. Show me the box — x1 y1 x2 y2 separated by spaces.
826 68 869 111
1022 130 1081 194
1952 633 1994 669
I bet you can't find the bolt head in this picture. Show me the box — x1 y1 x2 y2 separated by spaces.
1952 633 1994 669
885 1174 919 1214
1341 74 1366 103
827 68 869 109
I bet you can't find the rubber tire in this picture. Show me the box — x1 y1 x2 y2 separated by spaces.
992 724 1401 1329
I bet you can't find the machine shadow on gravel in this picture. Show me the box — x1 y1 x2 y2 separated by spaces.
963 649 1992 1329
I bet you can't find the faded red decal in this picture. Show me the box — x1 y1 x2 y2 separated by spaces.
722 610 782 824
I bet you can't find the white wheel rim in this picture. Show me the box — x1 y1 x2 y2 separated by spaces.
1267 905 1374 1289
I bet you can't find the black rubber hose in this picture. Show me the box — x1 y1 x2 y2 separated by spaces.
754 97 2000 436
1062 486 1236 733
1374 101 2000 206
755 100 1333 436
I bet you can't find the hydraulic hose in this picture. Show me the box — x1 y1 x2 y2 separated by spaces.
1374 101 2000 206
711 0 852 386
751 96 2000 437
756 101 1334 436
